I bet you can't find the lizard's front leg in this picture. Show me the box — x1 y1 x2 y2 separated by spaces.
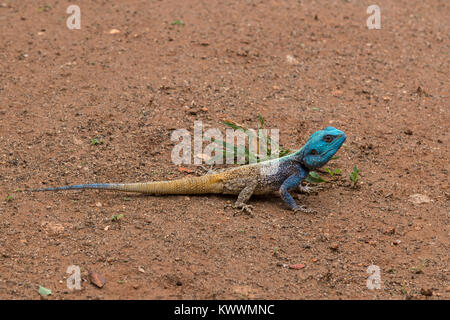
280 173 316 213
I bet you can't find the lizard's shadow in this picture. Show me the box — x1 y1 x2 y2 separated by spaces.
98 192 284 207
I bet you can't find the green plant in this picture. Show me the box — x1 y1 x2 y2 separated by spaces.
6 195 13 202
91 138 103 145
91 138 103 146
38 286 52 296
207 114 292 164
412 259 426 274
38 4 51 12
306 163 341 184
171 20 184 25
305 171 326 183
111 214 124 222
325 167 341 178
349 165 360 187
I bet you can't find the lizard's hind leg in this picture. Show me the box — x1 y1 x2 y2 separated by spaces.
224 180 257 215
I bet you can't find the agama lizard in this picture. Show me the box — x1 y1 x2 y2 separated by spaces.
33 127 346 213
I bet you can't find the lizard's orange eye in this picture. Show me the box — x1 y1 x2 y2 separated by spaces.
323 135 334 143
310 149 318 155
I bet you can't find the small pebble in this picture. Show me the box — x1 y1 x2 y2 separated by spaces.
89 271 107 288
289 264 306 270
420 288 432 296
330 243 339 251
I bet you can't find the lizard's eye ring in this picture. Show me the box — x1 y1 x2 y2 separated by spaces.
323 135 334 143
310 149 318 155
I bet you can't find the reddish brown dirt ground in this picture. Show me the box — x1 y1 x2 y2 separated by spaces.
0 0 448 300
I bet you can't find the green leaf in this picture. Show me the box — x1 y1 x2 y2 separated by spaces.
171 20 184 25
279 149 292 157
349 165 360 186
91 138 103 146
306 171 326 183
325 167 341 177
38 286 52 296
222 120 246 131
205 137 234 154
111 214 124 221
257 114 264 127
203 137 247 164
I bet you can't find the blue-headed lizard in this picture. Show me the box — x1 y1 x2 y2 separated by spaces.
33 127 346 214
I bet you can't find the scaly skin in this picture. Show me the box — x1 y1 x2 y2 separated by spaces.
33 127 346 213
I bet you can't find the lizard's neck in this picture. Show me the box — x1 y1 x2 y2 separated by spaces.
281 148 311 173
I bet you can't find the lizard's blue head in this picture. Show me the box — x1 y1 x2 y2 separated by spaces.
297 127 346 169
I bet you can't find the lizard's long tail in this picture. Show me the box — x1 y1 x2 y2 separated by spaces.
32 174 223 195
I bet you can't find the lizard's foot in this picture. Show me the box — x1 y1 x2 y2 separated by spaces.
293 205 316 214
225 203 254 216
237 204 254 215
297 184 320 194
198 165 217 175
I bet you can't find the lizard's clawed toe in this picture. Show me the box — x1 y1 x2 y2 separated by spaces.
240 204 254 214
298 184 320 194
227 203 254 217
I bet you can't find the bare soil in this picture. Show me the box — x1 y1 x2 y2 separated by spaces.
0 0 448 299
